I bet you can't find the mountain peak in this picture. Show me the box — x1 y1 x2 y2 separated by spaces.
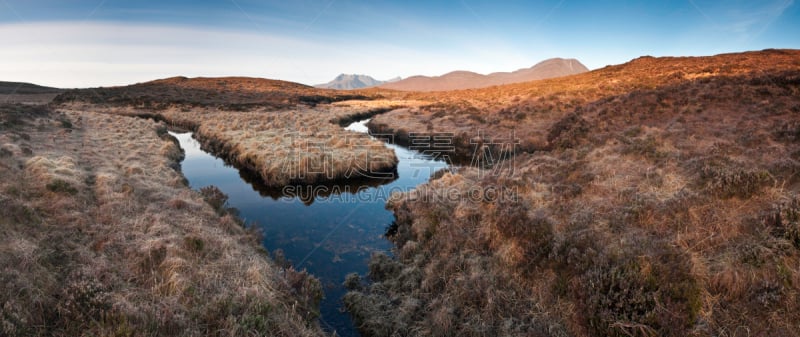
315 74 399 90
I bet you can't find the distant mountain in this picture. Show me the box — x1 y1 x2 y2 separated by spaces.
315 74 400 90
0 81 63 94
379 58 589 92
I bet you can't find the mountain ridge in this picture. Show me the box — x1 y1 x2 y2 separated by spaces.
379 58 589 91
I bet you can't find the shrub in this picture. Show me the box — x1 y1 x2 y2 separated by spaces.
491 200 554 268
283 268 323 319
699 162 772 198
167 198 189 209
343 273 363 291
183 236 205 253
368 252 402 282
342 291 398 337
240 301 277 333
155 124 169 138
60 119 73 129
0 197 36 224
547 112 589 150
46 179 78 195
580 258 659 336
56 276 111 332
621 135 667 161
199 185 228 214
576 245 701 337
466 113 486 123
766 198 800 249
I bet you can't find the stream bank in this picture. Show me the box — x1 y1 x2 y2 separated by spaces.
169 119 447 336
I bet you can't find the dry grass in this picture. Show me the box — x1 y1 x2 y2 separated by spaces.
0 93 62 105
0 103 325 336
53 76 367 110
18 49 800 336
0 81 63 105
345 49 800 337
61 90 404 187
368 49 800 158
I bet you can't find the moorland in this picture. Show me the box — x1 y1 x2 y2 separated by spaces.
2 49 800 337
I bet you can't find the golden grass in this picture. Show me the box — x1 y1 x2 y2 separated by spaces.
345 50 800 337
31 50 800 336
0 103 325 336
58 100 403 187
368 49 800 158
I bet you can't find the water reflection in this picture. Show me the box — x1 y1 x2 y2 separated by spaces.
235 166 398 206
169 121 447 337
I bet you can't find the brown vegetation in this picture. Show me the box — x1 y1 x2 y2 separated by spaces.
370 49 800 158
53 76 368 110
346 49 800 336
1 81 64 105
9 49 800 336
0 103 325 336
54 78 409 186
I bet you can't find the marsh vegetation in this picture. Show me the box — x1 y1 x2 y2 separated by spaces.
346 49 800 337
4 49 800 337
0 104 325 336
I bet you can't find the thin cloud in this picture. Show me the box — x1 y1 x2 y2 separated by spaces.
691 0 795 40
0 21 497 87
749 0 794 40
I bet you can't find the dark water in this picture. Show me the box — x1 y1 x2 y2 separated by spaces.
169 119 447 336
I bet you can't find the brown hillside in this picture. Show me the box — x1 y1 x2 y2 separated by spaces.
0 81 63 95
54 76 372 110
379 58 589 91
0 81 64 104
370 49 800 157
347 49 800 337
379 70 486 91
486 58 590 85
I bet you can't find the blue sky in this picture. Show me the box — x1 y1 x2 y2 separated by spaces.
1 0 798 87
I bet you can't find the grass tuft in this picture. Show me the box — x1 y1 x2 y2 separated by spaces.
46 179 78 195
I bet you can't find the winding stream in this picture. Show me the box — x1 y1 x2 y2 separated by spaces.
169 119 447 336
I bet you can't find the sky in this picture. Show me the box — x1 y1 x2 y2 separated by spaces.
1 0 798 88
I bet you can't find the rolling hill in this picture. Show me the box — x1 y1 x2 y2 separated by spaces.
0 81 63 95
348 49 800 337
379 57 589 91
54 76 374 109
